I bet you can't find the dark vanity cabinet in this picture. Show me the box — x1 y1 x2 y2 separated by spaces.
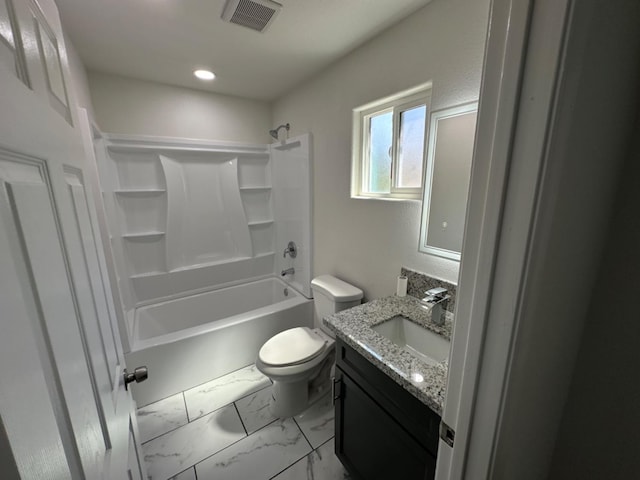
334 339 441 480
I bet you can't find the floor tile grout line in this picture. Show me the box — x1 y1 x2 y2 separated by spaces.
234 383 273 403
136 363 257 409
268 435 339 480
142 364 342 478
182 391 190 423
139 381 271 444
144 410 338 479
136 390 188 410
154 415 249 480
165 466 194 480
140 419 190 446
267 448 317 480
292 416 315 451
140 402 237 446
315 435 336 451
187 417 283 474
183 382 272 424
233 402 249 436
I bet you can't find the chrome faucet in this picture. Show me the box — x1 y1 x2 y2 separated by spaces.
421 287 450 326
281 267 295 276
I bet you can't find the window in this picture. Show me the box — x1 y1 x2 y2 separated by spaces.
351 83 432 200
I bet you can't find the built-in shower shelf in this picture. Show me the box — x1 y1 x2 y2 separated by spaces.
129 270 167 279
122 231 166 240
239 186 272 191
248 220 274 227
114 189 167 195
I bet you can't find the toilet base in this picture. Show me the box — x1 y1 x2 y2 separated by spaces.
270 350 335 418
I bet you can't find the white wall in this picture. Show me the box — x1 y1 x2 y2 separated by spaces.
272 0 490 299
64 34 94 119
88 71 271 144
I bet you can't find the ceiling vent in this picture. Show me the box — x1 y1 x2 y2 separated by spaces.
221 0 283 33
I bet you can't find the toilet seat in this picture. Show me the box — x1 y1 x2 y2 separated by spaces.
259 327 327 367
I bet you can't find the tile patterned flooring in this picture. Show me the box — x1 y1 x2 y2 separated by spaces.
138 364 350 480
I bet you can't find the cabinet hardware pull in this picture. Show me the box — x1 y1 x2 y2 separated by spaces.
332 377 342 405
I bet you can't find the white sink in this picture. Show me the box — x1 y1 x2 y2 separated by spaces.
372 316 450 365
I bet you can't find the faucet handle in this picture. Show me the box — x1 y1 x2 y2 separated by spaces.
283 241 297 258
425 287 448 299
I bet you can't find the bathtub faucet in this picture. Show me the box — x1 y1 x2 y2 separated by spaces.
283 241 297 258
281 267 295 276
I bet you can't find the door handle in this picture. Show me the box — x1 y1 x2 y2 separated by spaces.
124 366 148 390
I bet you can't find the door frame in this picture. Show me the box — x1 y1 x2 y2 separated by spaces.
442 0 573 476
439 0 640 478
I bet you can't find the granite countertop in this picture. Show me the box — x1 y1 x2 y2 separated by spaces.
323 295 452 415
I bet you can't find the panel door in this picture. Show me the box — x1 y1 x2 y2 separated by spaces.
0 0 143 478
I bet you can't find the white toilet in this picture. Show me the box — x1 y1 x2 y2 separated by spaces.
256 275 363 418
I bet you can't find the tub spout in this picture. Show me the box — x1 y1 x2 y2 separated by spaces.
281 267 295 276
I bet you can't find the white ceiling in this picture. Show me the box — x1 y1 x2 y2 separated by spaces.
55 0 432 101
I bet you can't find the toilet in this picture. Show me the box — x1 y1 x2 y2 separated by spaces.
256 275 363 418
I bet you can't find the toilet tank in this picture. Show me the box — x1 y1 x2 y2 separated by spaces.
310 275 363 335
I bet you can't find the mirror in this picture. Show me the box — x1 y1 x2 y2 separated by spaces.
419 102 478 261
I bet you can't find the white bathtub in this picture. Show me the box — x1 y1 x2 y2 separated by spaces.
125 277 313 406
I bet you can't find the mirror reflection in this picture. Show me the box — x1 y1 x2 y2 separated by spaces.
419 102 478 260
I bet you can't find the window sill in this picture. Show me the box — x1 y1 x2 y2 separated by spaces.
351 194 422 203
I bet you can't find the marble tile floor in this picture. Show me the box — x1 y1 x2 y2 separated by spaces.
138 364 350 480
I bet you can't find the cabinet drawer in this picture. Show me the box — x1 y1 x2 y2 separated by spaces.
336 339 440 455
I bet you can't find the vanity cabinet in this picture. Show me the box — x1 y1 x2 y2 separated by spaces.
334 339 440 480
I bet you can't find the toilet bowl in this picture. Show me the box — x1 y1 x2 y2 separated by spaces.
256 275 363 418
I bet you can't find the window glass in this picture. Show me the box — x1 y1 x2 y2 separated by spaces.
368 111 393 193
397 105 427 188
352 83 431 200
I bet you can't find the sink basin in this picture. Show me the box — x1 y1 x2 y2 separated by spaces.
372 316 450 365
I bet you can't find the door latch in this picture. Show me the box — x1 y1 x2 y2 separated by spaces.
440 421 455 447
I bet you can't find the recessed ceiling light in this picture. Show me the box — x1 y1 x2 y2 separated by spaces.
194 69 216 81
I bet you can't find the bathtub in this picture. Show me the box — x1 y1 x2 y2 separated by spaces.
125 277 313 406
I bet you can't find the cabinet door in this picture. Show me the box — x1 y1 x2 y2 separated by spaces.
335 368 436 480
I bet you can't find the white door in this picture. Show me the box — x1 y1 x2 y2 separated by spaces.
0 0 144 479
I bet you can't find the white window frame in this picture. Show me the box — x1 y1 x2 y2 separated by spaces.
351 82 432 200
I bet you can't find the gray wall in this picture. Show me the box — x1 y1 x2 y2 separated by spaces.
88 71 272 144
272 0 490 299
548 114 640 479
488 0 640 478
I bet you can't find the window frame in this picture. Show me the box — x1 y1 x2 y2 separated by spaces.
351 83 432 201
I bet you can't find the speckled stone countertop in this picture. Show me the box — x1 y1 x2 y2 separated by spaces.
323 295 453 415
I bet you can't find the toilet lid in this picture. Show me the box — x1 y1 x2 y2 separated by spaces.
259 327 327 367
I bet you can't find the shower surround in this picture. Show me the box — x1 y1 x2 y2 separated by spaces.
94 133 312 403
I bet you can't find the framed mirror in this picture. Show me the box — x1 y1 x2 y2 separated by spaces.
419 102 478 260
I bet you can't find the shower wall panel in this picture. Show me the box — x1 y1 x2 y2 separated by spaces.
96 135 275 307
272 134 313 298
160 154 252 270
